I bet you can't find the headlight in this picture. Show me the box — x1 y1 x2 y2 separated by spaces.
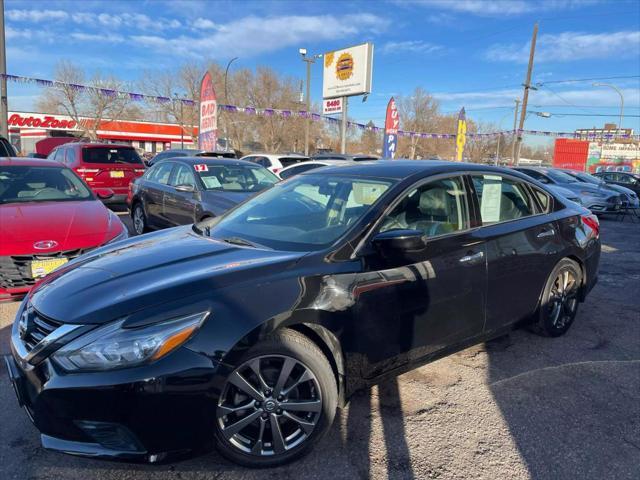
106 228 129 244
52 312 208 371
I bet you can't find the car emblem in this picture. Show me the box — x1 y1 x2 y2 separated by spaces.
33 240 58 250
18 309 32 340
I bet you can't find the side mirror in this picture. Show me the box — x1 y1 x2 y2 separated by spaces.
95 188 114 200
372 229 427 255
174 184 195 193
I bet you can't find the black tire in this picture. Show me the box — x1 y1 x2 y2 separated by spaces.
132 203 148 235
214 329 337 468
531 258 582 337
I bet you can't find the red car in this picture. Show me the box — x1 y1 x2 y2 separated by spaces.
0 158 128 301
47 143 146 204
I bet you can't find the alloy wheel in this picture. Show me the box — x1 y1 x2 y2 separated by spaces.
216 355 323 457
547 268 578 330
133 206 145 235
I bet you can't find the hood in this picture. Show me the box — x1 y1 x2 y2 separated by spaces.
560 182 616 197
29 226 304 324
598 183 635 196
0 200 123 255
200 190 254 215
548 185 577 198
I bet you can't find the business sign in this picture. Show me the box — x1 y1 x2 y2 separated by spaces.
455 107 467 162
198 71 217 151
382 97 399 159
8 112 79 130
322 42 373 99
323 98 343 115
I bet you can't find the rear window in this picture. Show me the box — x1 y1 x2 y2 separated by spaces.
279 157 308 168
82 147 143 165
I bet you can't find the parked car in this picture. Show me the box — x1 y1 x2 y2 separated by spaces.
561 169 639 208
0 158 127 301
278 159 352 180
0 135 18 157
47 143 146 205
546 184 583 206
593 171 640 197
513 166 623 214
6 161 600 466
128 157 279 235
148 149 237 167
240 153 309 175
311 152 378 162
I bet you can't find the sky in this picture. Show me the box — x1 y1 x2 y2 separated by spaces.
4 0 640 145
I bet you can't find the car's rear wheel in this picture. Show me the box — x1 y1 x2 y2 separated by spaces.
132 203 148 235
532 258 582 337
214 329 337 467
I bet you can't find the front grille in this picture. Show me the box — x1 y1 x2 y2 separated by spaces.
0 248 92 290
21 309 64 352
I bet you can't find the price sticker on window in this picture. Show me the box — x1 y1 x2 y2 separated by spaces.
194 164 209 172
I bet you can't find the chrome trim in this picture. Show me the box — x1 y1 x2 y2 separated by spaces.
41 434 148 461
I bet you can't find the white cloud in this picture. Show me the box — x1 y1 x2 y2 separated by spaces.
486 30 640 62
192 18 218 30
6 9 68 22
132 14 388 58
70 32 125 44
380 40 444 55
395 0 600 16
68 12 181 30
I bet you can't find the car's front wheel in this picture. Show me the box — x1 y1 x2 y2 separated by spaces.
532 258 582 337
214 329 337 467
132 203 148 235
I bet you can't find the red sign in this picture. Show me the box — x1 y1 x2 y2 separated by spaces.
382 97 399 159
8 113 77 130
323 98 343 115
198 71 217 151
194 164 209 172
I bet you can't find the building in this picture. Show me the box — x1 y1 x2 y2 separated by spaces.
575 123 634 140
553 135 640 174
7 111 197 155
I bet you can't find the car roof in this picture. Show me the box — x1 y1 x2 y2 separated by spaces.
160 156 258 167
245 153 308 158
304 160 529 180
71 143 135 149
0 157 64 167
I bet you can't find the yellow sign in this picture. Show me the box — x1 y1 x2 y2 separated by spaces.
110 171 124 178
455 107 467 162
324 52 334 68
336 53 354 81
31 258 68 278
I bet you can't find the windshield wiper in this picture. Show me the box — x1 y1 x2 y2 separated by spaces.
221 236 258 248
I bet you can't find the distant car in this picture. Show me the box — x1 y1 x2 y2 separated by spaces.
47 143 146 205
0 158 128 301
593 171 640 198
513 166 623 214
127 157 279 235
240 153 309 175
562 169 639 208
546 184 583 206
278 160 352 180
148 149 237 167
0 135 18 157
311 153 378 162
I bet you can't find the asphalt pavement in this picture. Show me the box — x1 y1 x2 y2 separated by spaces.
1 217 638 480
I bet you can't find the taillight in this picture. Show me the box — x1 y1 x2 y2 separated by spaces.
134 169 145 174
76 168 99 174
272 168 281 174
581 214 599 238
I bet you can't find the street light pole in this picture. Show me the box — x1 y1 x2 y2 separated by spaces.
0 0 8 139
299 49 322 156
593 82 624 136
224 57 238 151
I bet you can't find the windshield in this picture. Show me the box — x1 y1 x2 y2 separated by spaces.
198 164 279 192
0 165 93 204
573 172 601 184
204 174 394 251
547 170 578 183
82 147 144 165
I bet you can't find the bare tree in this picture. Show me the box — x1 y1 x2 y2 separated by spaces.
397 88 441 159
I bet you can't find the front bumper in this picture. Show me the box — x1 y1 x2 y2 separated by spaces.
585 197 622 214
6 315 222 462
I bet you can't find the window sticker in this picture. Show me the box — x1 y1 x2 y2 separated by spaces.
194 164 209 172
480 175 502 223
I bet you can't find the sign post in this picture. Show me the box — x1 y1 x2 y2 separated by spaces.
198 71 217 151
455 107 467 162
340 97 348 154
382 97 399 159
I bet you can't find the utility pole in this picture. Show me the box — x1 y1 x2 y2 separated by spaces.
299 49 321 156
514 22 538 166
511 99 520 164
0 0 8 139
340 97 348 154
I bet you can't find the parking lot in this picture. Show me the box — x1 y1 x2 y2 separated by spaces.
1 216 638 480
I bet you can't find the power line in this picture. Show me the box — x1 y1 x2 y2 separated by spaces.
536 75 640 86
532 112 640 118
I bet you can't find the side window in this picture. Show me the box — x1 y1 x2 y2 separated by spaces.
171 164 196 187
616 174 631 184
65 148 76 165
472 175 536 225
380 176 470 237
147 162 173 185
521 169 548 183
531 186 552 213
255 156 272 168
279 164 320 180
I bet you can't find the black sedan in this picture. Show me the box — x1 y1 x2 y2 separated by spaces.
593 171 640 196
6 161 600 467
127 157 279 235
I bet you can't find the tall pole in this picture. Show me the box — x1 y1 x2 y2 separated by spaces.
180 99 184 149
224 57 238 151
593 82 624 137
304 58 311 156
0 0 8 139
514 22 538 166
511 99 520 164
340 97 348 154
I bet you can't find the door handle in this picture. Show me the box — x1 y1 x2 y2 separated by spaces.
459 251 484 264
537 227 555 238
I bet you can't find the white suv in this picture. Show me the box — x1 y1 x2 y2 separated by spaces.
240 153 308 175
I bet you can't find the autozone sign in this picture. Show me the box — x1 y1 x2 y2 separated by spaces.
8 112 78 130
323 98 343 115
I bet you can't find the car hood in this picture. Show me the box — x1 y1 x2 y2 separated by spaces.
201 190 254 215
598 183 635 196
548 185 577 198
29 226 304 324
0 200 122 255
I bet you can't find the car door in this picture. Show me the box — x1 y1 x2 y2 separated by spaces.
163 162 199 226
144 161 175 227
614 173 640 195
355 175 487 379
469 173 562 333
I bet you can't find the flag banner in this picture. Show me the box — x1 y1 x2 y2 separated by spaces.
198 71 217 150
382 97 399 159
455 107 467 161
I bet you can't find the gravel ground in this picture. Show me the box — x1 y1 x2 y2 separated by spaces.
1 217 638 480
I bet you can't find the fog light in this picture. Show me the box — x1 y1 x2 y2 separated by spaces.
75 420 145 453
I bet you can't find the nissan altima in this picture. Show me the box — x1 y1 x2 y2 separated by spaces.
6 161 600 467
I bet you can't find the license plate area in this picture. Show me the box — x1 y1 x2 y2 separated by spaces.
110 171 125 178
31 258 68 278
